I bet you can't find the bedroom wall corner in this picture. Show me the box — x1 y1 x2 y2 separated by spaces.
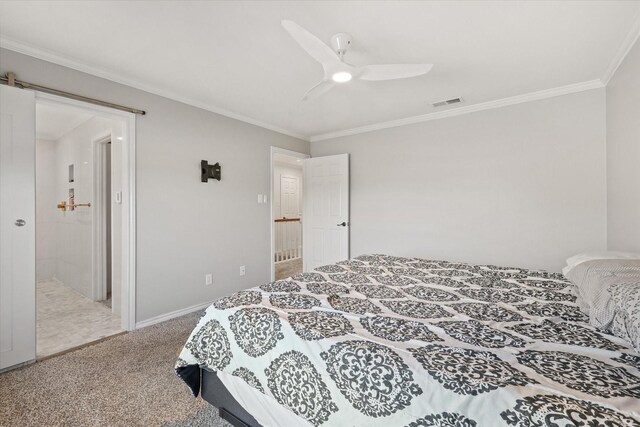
606 36 640 253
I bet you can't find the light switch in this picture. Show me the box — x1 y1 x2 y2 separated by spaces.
114 191 122 204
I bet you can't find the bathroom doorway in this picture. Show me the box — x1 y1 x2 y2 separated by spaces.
35 100 125 358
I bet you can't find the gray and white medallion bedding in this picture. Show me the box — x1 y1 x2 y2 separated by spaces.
176 254 640 426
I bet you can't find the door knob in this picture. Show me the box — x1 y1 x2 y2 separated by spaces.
14 219 26 227
337 222 347 227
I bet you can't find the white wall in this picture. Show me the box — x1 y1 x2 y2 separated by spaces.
606 37 640 253
312 89 607 272
35 139 57 281
273 162 303 219
110 137 123 316
54 116 123 299
1 48 310 323
35 116 124 302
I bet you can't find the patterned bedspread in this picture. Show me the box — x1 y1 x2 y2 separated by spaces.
176 254 640 426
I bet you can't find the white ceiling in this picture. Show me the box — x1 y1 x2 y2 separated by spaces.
36 103 93 140
2 1 640 140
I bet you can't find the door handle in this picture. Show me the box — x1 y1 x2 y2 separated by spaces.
337 222 348 227
14 219 26 227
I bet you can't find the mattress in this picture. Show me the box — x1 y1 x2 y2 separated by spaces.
176 254 640 426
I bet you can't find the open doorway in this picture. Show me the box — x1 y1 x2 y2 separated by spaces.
270 147 309 281
35 101 125 358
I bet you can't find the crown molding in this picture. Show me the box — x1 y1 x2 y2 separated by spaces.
0 35 310 141
1 32 622 144
601 11 640 85
310 79 605 142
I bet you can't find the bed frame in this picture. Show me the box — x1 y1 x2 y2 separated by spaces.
201 368 263 427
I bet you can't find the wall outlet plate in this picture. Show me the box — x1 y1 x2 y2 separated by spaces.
239 266 246 276
205 273 213 286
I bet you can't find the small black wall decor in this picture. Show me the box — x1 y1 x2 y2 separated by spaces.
201 160 221 182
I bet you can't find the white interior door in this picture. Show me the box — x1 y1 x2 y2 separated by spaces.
0 85 36 370
280 176 299 218
303 154 349 271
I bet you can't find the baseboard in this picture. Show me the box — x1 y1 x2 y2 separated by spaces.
0 359 35 374
135 300 212 329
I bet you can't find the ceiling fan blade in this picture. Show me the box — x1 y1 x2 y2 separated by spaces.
281 20 340 66
302 80 335 101
358 64 433 81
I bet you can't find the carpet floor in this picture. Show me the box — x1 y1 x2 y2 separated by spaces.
0 312 231 427
274 258 302 280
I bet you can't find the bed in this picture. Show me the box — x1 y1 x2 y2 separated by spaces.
176 254 640 426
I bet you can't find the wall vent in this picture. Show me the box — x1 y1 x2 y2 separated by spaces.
432 97 464 108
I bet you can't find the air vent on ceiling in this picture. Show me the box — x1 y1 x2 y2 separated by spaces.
432 97 464 108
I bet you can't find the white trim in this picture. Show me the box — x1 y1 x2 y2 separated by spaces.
35 91 137 331
92 133 111 303
270 147 310 281
8 27 636 144
135 300 212 329
601 11 640 85
125 114 137 331
274 160 303 169
310 79 605 142
0 36 309 141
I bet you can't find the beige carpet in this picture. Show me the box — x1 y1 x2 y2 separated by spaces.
0 312 230 427
275 258 302 280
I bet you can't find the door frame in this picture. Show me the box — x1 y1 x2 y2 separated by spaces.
92 134 111 303
36 92 137 331
269 146 309 281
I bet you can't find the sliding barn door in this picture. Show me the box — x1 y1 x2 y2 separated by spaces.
0 85 36 370
303 154 349 271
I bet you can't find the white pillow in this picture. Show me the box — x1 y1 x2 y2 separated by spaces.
563 259 640 318
563 251 640 276
607 282 640 353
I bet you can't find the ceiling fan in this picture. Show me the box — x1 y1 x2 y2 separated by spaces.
281 20 433 101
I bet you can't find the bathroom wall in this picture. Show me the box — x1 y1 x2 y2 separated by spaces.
35 116 124 301
35 139 58 282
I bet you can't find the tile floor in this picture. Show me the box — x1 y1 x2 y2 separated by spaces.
37 280 123 358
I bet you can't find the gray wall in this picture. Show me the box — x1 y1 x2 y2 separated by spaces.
312 89 607 272
607 38 640 253
0 49 310 322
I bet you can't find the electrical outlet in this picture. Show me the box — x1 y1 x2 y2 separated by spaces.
239 265 246 276
205 273 213 286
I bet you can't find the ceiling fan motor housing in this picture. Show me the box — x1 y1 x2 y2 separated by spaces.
331 33 353 56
